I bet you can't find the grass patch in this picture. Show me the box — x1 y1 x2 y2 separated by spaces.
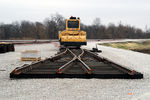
100 40 150 54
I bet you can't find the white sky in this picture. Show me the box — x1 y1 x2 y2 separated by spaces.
0 0 150 30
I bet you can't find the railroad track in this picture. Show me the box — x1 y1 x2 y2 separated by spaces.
10 48 143 79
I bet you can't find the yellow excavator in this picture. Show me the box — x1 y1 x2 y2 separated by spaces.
59 16 87 47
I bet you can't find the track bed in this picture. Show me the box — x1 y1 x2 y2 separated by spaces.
10 48 143 79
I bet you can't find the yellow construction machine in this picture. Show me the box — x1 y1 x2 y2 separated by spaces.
59 16 87 47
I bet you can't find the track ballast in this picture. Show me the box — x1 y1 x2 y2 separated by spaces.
10 48 143 79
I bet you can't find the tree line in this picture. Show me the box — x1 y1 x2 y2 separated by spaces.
0 13 150 39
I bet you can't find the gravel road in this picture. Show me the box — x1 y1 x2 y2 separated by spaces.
0 41 150 100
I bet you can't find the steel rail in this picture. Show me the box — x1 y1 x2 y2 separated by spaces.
77 58 92 74
13 60 45 75
13 48 69 75
10 47 143 79
58 48 92 74
57 58 76 74
78 49 92 74
84 49 135 75
50 48 68 61
78 49 84 59
57 48 77 74
67 49 77 58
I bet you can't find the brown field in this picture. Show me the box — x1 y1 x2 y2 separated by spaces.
100 40 150 54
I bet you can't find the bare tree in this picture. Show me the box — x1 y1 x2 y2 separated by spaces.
0 13 150 39
92 18 101 26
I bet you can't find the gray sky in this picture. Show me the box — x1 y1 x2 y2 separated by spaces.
0 0 150 30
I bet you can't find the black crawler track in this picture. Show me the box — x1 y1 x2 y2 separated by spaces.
10 48 143 79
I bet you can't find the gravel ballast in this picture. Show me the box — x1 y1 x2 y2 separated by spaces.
0 41 150 100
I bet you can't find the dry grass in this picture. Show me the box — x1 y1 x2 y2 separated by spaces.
100 40 150 50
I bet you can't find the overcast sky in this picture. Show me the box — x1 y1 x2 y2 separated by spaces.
0 0 150 30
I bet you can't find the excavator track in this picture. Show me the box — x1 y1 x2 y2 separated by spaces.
10 48 143 79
